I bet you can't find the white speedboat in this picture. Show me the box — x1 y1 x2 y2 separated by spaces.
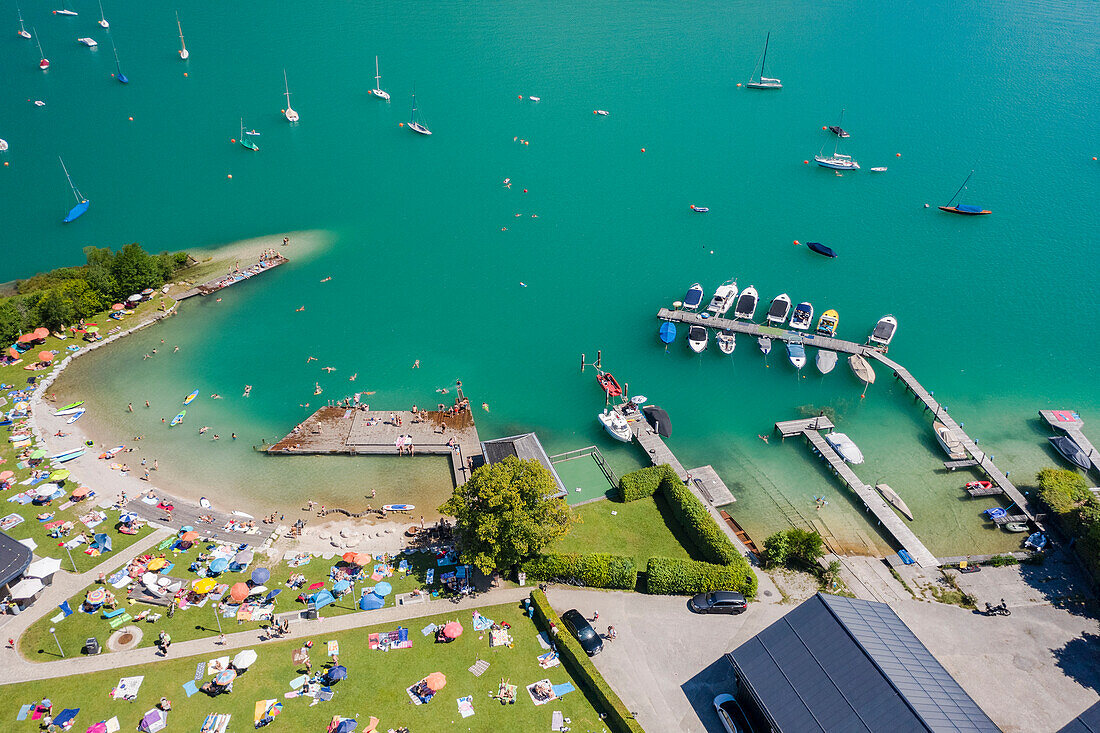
934 420 967 460
687 325 708 353
716 330 736 354
682 283 705 312
785 341 806 369
869 314 897 346
757 336 772 355
705 280 737 317
766 293 791 326
598 409 632 443
370 55 389 99
790 301 813 330
733 285 758 320
816 349 837 374
77 37 97 47
825 432 864 464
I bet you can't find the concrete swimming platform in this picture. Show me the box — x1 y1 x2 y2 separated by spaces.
775 416 939 568
658 307 1038 526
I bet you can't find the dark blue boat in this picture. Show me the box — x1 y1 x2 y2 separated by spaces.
806 242 837 258
658 321 676 344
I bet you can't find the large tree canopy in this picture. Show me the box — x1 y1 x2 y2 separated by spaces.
440 456 575 575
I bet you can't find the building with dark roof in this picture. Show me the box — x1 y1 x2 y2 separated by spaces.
726 593 999 732
479 433 566 499
0 530 33 591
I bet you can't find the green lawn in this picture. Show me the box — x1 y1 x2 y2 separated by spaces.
555 494 703 567
22 546 468 658
6 601 607 733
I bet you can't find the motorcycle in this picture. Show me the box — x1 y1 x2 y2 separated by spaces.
984 600 1011 616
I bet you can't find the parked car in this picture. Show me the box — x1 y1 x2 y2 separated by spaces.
560 609 603 656
689 590 747 615
713 694 750 733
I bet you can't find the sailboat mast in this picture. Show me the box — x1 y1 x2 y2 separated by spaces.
176 12 186 53
948 170 974 205
59 156 81 202
760 32 770 76
283 69 291 103
35 30 44 57
375 56 381 86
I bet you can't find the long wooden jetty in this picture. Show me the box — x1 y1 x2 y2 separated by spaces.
1040 409 1100 476
658 307 1038 526
775 417 939 568
265 389 481 487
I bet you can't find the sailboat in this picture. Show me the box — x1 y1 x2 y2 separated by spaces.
408 92 431 135
97 0 109 28
110 36 128 83
746 32 782 89
54 1 78 17
34 28 48 69
815 137 859 170
17 6 31 38
59 156 90 223
282 69 299 122
239 119 258 151
176 12 188 60
938 170 991 215
370 56 389 100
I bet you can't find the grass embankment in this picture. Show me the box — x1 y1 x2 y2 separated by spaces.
6 601 607 733
21 545 468 658
554 494 703 567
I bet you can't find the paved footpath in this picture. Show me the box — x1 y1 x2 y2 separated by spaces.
0 573 531 684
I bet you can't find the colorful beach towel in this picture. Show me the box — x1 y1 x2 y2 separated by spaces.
0 512 24 530
457 696 475 718
327 640 339 657
182 680 199 698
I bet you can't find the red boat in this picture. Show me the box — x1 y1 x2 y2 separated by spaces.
596 372 622 397
965 481 993 490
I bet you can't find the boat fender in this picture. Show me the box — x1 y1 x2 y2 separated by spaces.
128 117 134 121
923 204 929 208
227 174 232 179
736 83 742 87
640 148 645 152
398 122 403 127
822 126 826 130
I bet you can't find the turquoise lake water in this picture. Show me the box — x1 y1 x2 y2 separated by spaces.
3 0 1099 555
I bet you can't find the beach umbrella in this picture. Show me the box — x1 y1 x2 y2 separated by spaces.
341 551 358 563
425 672 447 691
7 347 19 359
333 579 350 594
87 722 108 733
352 552 371 566
233 549 253 565
325 665 348 685
17 333 34 343
141 288 154 296
214 668 237 686
141 572 159 588
229 583 250 602
70 485 89 498
86 587 107 605
308 581 325 591
25 556 61 579
247 585 267 597
38 351 54 362
127 294 142 303
250 567 270 585
179 525 194 532
373 581 392 597
442 622 463 639
209 558 229 574
147 557 167 571
120 512 138 524
181 531 199 542
10 578 43 599
0 470 12 481
192 578 216 594
334 720 357 733
264 589 282 603
232 649 258 669
33 327 49 339
35 483 59 498
111 303 125 311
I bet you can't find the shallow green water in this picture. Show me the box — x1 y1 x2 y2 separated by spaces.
4 0 1100 555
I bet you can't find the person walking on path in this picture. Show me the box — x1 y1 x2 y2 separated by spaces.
607 625 616 641
158 631 171 655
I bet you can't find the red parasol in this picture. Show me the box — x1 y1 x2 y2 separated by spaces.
425 672 447 691
229 582 250 602
341 552 358 563
308 582 325 591
39 351 54 362
33 327 49 339
442 621 463 639
111 303 125 311
17 333 34 343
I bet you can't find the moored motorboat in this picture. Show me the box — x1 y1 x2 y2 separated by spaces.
1024 532 1047 551
816 309 838 336
682 283 705 312
934 420 967 460
596 371 622 397
757 337 772 355
766 293 791 326
825 432 864 464
966 480 993 491
848 353 875 385
658 321 676 344
1049 435 1090 470
1003 521 1028 533
815 349 837 374
875 483 913 520
687 325 708 353
716 330 736 355
869 315 897 346
705 280 737 317
790 301 813 330
598 409 632 443
785 341 805 369
870 167 887 172
733 285 758 320
806 241 837 258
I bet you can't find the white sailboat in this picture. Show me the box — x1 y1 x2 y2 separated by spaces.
54 1 78 16
97 0 109 28
176 12 188 60
283 69 299 122
408 92 431 135
746 32 782 89
17 6 31 38
815 137 859 170
370 56 389 100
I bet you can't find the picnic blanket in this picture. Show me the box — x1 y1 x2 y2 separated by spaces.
421 623 438 637
406 683 432 705
468 659 490 677
327 640 339 657
112 675 144 700
538 651 560 669
369 627 410 650
53 709 79 727
182 680 199 698
490 629 513 648
457 696 475 718
206 656 230 676
552 711 565 731
551 683 575 699
472 612 493 631
199 713 230 733
526 679 555 706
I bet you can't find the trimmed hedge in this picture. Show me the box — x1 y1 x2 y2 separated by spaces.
662 480 741 566
521 552 637 590
529 590 645 733
618 464 677 502
647 556 757 597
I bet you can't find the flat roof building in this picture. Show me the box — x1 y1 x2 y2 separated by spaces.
479 433 567 499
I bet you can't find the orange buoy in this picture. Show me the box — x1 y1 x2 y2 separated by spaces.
227 174 233 179
183 72 188 77
896 153 901 157
517 95 522 99
399 122 404 126
128 117 133 121
523 189 528 193
822 126 827 130
3 162 8 167
1094 157 1098 161
592 110 597 114
793 240 800 245
640 148 646 152
736 83 742 87
803 160 809 164
230 139 236 143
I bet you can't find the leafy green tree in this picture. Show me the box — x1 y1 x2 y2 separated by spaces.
109 243 161 299
788 527 825 564
440 456 575 575
762 531 790 568
34 288 75 332
0 299 23 344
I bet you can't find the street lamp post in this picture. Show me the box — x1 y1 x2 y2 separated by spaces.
64 545 77 573
213 603 222 634
49 627 64 658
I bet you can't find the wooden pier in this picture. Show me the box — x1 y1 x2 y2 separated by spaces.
658 307 1038 526
177 254 289 300
265 390 482 487
774 417 939 568
1040 409 1100 476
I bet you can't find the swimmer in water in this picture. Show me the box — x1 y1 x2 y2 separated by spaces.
412 359 420 369
322 366 336 372
243 385 252 396
349 373 358 381
320 277 332 282
296 306 305 312
482 402 489 412
199 426 209 434
306 356 317 363
758 434 769 444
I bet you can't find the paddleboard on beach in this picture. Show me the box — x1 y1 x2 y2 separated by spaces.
382 504 414 512
183 389 199 405
66 409 85 424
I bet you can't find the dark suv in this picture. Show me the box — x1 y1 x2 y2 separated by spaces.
689 591 747 615
561 609 603 656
